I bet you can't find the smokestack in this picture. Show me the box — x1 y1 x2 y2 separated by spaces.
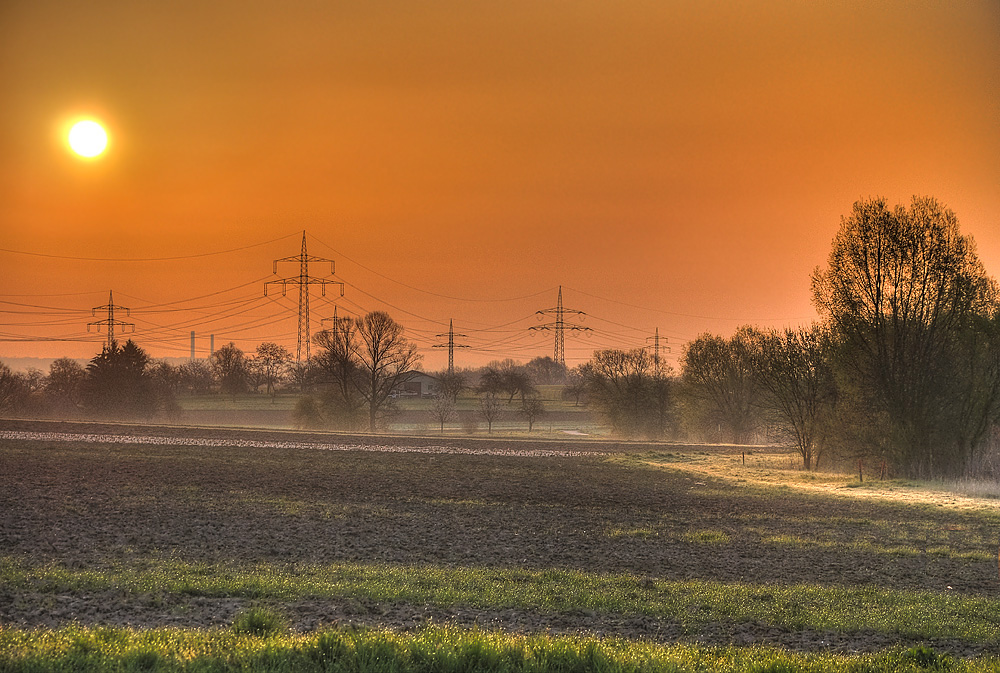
190 331 196 360
210 334 215 357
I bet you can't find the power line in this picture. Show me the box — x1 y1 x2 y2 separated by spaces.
561 284 815 323
308 231 557 304
0 232 300 262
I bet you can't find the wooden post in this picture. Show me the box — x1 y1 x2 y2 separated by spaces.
858 459 863 483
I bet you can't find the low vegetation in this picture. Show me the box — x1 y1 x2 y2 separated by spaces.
1 624 988 673
2 424 1000 671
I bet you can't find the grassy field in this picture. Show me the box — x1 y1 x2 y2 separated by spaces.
174 389 601 436
1 422 999 671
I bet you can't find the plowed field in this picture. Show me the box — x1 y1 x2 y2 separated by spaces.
2 419 998 657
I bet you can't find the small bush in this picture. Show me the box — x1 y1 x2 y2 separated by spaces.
292 396 325 429
123 649 162 672
231 607 287 637
901 645 952 671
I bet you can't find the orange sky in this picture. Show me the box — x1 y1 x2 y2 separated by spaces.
2 1 999 371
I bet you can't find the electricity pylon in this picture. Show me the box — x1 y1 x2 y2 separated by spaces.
645 328 670 376
265 231 344 362
434 319 468 374
87 290 134 350
320 305 344 331
530 286 590 367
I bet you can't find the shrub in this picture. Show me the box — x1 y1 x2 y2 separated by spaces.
231 607 287 637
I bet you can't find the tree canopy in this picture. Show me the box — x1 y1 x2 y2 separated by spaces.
812 196 1000 477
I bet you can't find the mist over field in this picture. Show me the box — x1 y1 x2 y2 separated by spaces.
3 1 1000 670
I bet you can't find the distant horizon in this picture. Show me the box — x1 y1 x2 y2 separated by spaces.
3 1 998 373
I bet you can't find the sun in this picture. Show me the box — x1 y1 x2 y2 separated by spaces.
68 120 108 158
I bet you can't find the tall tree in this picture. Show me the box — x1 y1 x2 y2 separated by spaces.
681 327 762 444
0 362 31 416
311 311 420 432
755 325 836 470
44 357 86 415
211 343 248 398
525 356 568 385
583 348 674 439
82 340 159 419
178 360 215 395
312 316 365 429
253 342 292 399
355 311 421 432
812 197 1000 477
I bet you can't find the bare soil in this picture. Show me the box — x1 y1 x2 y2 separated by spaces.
1 418 997 656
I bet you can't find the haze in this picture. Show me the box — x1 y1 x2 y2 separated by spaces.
2 0 998 370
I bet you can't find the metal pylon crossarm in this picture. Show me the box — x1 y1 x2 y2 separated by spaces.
87 290 134 350
264 231 344 362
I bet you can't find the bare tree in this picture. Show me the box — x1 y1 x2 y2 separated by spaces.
245 358 265 393
355 312 421 432
45 358 86 414
681 328 762 444
525 356 568 385
312 311 420 432
287 361 316 395
755 325 836 470
582 348 673 438
520 395 545 432
478 392 505 434
254 342 292 399
434 370 466 402
178 360 214 395
312 317 365 429
148 361 182 396
478 359 534 403
211 343 248 399
562 366 588 406
429 395 456 434
0 362 31 416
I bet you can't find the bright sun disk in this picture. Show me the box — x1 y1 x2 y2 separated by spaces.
68 120 108 158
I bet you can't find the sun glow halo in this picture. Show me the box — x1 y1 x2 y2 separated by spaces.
68 120 108 158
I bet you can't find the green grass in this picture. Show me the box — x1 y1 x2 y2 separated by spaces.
0 624 994 673
4 557 1000 644
230 607 288 637
175 394 298 411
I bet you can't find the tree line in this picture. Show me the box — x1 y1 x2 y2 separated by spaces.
581 197 1000 479
2 197 996 478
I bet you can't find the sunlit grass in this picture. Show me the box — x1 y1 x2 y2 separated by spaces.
4 556 999 643
2 624 996 673
624 449 1000 515
751 532 995 562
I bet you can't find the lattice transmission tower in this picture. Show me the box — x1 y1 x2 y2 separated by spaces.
434 319 468 374
320 305 344 331
265 231 344 362
530 286 590 367
645 327 670 376
87 290 134 349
